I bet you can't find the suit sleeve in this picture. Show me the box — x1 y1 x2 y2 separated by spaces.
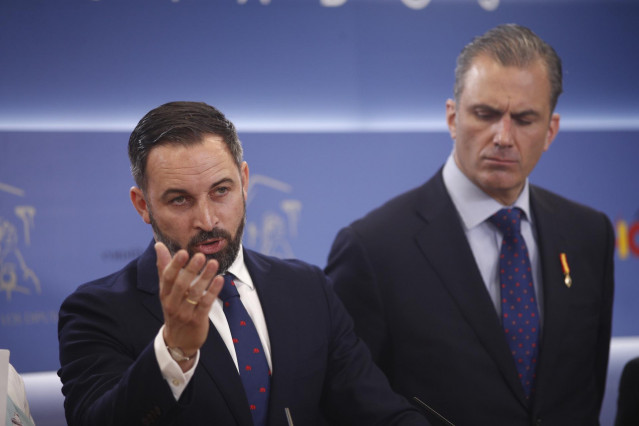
316 266 429 426
58 287 190 426
614 357 639 426
325 226 391 370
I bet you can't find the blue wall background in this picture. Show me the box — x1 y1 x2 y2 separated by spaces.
1 0 638 423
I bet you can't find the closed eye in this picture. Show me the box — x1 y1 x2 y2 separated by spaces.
512 112 539 126
514 118 533 126
474 107 501 121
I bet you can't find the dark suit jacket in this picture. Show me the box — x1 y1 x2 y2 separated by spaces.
58 243 429 426
326 169 615 426
615 357 639 425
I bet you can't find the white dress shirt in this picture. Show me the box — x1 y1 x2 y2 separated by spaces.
442 153 544 323
153 245 272 400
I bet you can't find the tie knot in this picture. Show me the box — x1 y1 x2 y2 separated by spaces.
489 208 523 236
218 273 240 301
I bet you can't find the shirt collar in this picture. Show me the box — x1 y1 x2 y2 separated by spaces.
442 153 532 230
225 245 254 289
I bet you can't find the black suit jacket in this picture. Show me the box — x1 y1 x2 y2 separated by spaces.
58 243 429 426
615 357 639 425
326 169 615 426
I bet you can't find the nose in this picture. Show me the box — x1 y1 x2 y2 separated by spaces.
493 115 514 146
193 199 217 231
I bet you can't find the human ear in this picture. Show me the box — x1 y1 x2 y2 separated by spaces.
130 186 151 224
544 113 561 151
446 99 457 140
240 162 249 201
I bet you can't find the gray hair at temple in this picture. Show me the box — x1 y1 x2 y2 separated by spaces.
453 24 563 114
128 101 243 191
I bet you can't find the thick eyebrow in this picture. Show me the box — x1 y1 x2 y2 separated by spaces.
160 188 189 201
510 109 541 120
472 103 501 112
470 104 503 117
160 177 235 201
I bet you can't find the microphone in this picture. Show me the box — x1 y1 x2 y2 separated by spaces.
284 407 294 426
412 397 455 426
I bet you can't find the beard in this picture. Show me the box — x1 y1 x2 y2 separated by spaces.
149 204 246 275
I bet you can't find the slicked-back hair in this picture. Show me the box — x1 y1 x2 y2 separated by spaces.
128 101 243 191
453 24 563 113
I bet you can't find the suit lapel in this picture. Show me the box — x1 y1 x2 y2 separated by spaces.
241 250 297 423
528 187 571 403
198 327 254 425
414 172 528 405
135 242 162 318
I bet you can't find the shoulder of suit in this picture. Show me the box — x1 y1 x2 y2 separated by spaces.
244 248 324 277
349 172 444 230
65 253 141 305
530 184 609 220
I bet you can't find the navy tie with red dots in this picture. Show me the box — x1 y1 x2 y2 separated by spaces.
219 274 270 425
489 208 540 399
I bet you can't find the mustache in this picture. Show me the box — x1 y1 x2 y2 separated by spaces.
187 228 232 248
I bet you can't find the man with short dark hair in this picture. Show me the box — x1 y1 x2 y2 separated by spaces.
58 101 430 426
326 24 615 425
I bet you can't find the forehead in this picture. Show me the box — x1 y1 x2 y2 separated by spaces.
145 135 236 187
460 55 551 109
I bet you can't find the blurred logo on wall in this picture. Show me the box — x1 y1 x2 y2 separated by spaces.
616 213 639 261
0 182 40 301
246 0 501 11
245 174 301 259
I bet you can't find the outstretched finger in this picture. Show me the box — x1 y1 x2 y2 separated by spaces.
193 272 224 319
155 242 172 273
185 258 219 302
155 243 188 298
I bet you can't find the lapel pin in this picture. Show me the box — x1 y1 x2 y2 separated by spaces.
559 253 572 288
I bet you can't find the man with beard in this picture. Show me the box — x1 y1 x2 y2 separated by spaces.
57 102 430 426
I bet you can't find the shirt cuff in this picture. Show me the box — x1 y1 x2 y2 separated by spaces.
154 325 200 400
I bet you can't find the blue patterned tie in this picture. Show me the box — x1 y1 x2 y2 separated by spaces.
219 274 270 425
489 208 540 399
